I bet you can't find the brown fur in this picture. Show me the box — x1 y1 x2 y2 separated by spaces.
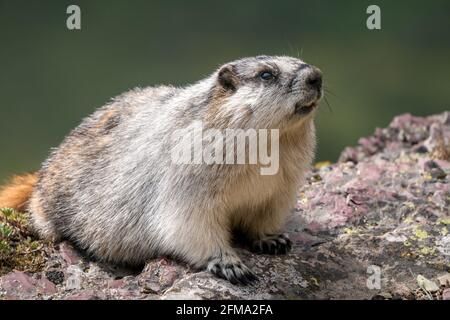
0 173 37 211
97 108 121 133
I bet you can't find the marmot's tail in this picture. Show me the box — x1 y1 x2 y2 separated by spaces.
0 173 37 212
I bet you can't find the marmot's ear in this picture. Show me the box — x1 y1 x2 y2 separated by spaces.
217 65 238 91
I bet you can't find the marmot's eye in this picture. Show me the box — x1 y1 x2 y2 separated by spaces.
260 71 275 81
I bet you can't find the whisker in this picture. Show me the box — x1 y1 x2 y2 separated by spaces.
324 86 339 98
287 40 296 57
323 95 333 113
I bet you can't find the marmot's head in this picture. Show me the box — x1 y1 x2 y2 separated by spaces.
207 55 322 130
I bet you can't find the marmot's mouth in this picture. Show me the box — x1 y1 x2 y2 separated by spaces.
294 101 318 115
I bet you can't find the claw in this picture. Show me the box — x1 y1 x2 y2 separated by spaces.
207 257 258 285
251 233 292 255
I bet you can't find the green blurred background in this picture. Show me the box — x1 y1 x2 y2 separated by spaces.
1 0 449 181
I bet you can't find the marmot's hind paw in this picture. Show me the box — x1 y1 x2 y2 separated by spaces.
207 256 258 285
251 233 292 255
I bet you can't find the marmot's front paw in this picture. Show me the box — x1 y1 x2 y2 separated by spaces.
251 233 292 255
207 255 258 285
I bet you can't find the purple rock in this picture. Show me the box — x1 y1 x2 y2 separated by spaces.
59 242 82 265
65 290 100 300
0 271 57 299
443 288 450 301
423 160 447 179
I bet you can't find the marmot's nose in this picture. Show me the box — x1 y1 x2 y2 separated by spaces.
305 68 323 91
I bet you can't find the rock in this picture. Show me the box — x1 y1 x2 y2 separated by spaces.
0 272 37 299
1 112 449 300
442 288 450 300
107 279 124 289
437 235 450 256
412 145 428 154
64 265 85 291
137 258 185 294
423 160 447 179
417 275 440 293
0 271 57 299
339 147 361 163
36 277 58 296
371 292 393 300
65 290 101 300
390 283 414 300
59 242 82 265
437 274 450 287
45 270 65 285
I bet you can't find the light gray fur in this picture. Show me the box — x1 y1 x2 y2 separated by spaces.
28 56 322 284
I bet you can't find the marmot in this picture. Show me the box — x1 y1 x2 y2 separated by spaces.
0 56 322 285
